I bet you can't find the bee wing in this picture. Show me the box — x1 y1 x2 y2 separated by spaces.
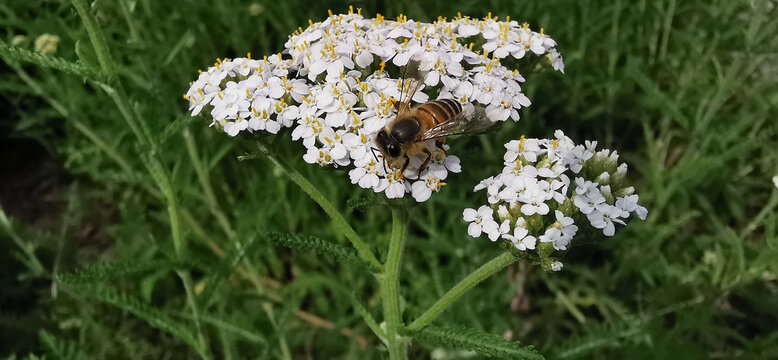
396 58 427 114
421 105 497 140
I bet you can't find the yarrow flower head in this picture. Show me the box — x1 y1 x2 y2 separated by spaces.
184 9 564 202
462 131 648 271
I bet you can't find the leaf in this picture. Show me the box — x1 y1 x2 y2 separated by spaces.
178 311 267 345
0 40 104 81
351 293 384 339
56 258 197 285
347 191 387 212
553 319 649 359
265 231 366 269
198 234 260 308
75 285 204 354
159 115 197 145
403 325 544 359
39 330 89 360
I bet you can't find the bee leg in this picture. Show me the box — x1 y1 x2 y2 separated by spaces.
413 148 433 181
435 139 447 154
399 154 411 177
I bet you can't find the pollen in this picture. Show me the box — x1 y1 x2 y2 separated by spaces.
519 135 525 151
553 139 558 148
247 52 251 59
379 61 386 72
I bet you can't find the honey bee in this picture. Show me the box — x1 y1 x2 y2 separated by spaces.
374 59 494 176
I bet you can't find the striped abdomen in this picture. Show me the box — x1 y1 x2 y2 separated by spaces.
415 99 463 130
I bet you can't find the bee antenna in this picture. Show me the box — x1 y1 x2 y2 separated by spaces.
371 146 388 173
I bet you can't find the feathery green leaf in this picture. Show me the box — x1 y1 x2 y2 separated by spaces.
74 285 204 354
265 231 367 269
56 259 197 285
39 330 89 360
0 40 104 81
199 234 260 308
404 325 544 359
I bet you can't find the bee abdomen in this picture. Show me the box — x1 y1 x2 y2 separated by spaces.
417 99 463 125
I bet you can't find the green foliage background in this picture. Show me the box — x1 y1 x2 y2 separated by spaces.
1 0 777 358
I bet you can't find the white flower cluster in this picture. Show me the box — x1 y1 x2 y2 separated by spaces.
184 9 564 202
463 130 647 271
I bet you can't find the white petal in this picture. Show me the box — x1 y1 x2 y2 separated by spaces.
467 222 482 238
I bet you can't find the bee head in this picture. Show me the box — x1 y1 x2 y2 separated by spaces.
376 129 402 158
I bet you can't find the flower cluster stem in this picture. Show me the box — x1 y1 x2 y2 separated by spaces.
255 140 383 272
380 206 409 359
407 252 516 332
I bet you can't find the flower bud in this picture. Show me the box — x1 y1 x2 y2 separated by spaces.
34 33 59 55
497 205 512 223
614 186 635 198
594 171 610 186
600 185 614 204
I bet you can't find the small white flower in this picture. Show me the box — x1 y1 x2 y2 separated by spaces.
587 204 626 236
502 221 536 251
463 206 497 238
615 195 649 220
550 261 563 271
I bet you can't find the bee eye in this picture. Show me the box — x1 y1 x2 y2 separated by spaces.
387 143 400 157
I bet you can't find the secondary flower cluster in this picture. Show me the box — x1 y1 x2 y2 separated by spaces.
463 131 647 271
184 9 564 202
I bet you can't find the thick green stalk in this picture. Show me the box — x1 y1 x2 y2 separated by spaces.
380 207 409 359
255 141 383 272
407 252 517 332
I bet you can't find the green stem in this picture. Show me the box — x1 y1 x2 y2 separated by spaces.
179 271 212 360
407 252 517 332
0 208 47 276
70 0 115 77
255 140 383 272
380 207 409 359
184 129 236 239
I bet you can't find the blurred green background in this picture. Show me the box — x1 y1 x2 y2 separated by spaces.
1 0 777 358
